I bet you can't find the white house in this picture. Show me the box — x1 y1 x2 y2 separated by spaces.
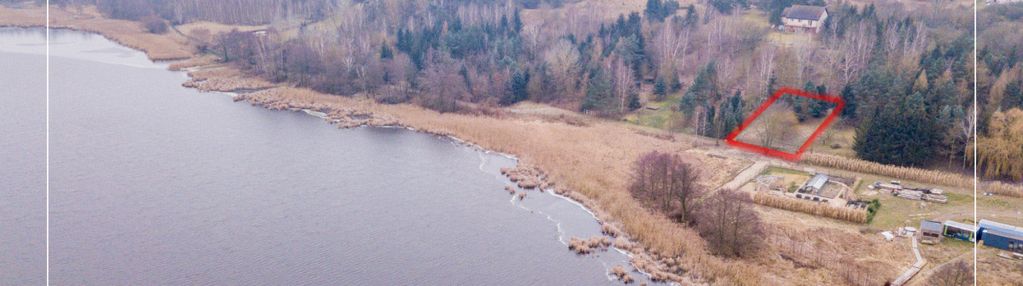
781 5 829 33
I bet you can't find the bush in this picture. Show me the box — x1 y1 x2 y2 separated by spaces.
142 15 168 34
629 151 703 224
695 189 765 258
865 199 881 223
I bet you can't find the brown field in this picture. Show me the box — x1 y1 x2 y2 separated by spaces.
977 247 1023 286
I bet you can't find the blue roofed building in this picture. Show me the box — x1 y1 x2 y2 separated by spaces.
978 219 1023 253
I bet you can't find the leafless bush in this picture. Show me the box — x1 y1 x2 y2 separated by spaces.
694 189 765 258
141 15 167 34
629 151 704 223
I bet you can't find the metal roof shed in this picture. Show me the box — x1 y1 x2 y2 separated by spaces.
919 220 944 244
979 219 1023 252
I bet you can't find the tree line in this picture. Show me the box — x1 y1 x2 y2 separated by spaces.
43 0 1001 179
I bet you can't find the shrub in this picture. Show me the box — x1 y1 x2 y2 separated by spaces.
694 189 765 258
141 15 168 34
629 151 704 224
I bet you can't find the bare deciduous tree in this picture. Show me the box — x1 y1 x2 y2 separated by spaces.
629 151 704 223
694 189 765 258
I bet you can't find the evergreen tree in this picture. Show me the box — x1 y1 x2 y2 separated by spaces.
654 77 668 100
716 91 745 138
840 85 857 119
628 92 642 110
582 69 615 115
854 92 940 166
380 43 393 59
681 62 720 113
500 69 530 106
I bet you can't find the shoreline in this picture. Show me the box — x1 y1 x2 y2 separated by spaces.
9 4 1015 285
282 97 688 284
0 13 911 285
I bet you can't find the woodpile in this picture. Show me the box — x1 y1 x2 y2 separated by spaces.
753 192 868 223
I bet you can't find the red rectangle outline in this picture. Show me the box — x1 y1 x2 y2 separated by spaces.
723 87 846 161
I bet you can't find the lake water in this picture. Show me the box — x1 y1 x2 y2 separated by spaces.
1 28 653 285
0 27 47 285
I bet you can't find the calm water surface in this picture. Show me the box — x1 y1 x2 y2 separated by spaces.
1 28 654 285
0 27 46 285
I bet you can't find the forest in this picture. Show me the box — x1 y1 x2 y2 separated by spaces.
44 0 1017 182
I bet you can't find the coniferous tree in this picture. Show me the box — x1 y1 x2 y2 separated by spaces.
500 69 530 106
582 69 615 115
654 76 668 100
840 85 857 119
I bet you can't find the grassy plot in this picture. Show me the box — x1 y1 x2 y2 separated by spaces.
852 173 973 230
623 94 682 131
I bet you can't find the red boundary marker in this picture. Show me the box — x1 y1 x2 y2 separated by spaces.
724 87 845 161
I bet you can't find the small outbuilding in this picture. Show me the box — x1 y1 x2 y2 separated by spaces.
979 219 1023 253
781 5 829 33
919 220 944 244
942 220 977 242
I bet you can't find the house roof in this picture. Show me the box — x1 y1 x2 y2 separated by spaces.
984 228 1023 241
979 219 1023 236
944 220 977 232
920 220 943 233
783 5 827 21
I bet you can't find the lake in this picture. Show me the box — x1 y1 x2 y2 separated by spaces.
0 28 652 285
0 27 46 285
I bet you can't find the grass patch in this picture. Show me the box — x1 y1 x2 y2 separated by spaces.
624 94 681 130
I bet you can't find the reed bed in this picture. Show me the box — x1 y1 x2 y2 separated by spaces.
802 153 972 188
982 181 1023 198
753 192 868 223
804 153 1023 198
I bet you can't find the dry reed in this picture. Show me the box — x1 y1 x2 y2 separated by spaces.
753 192 868 223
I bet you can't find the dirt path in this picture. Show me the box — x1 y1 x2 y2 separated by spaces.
719 161 768 191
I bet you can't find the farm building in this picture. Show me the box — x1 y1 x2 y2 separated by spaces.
979 219 1023 253
919 220 944 244
795 174 831 202
943 220 976 242
781 5 828 33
